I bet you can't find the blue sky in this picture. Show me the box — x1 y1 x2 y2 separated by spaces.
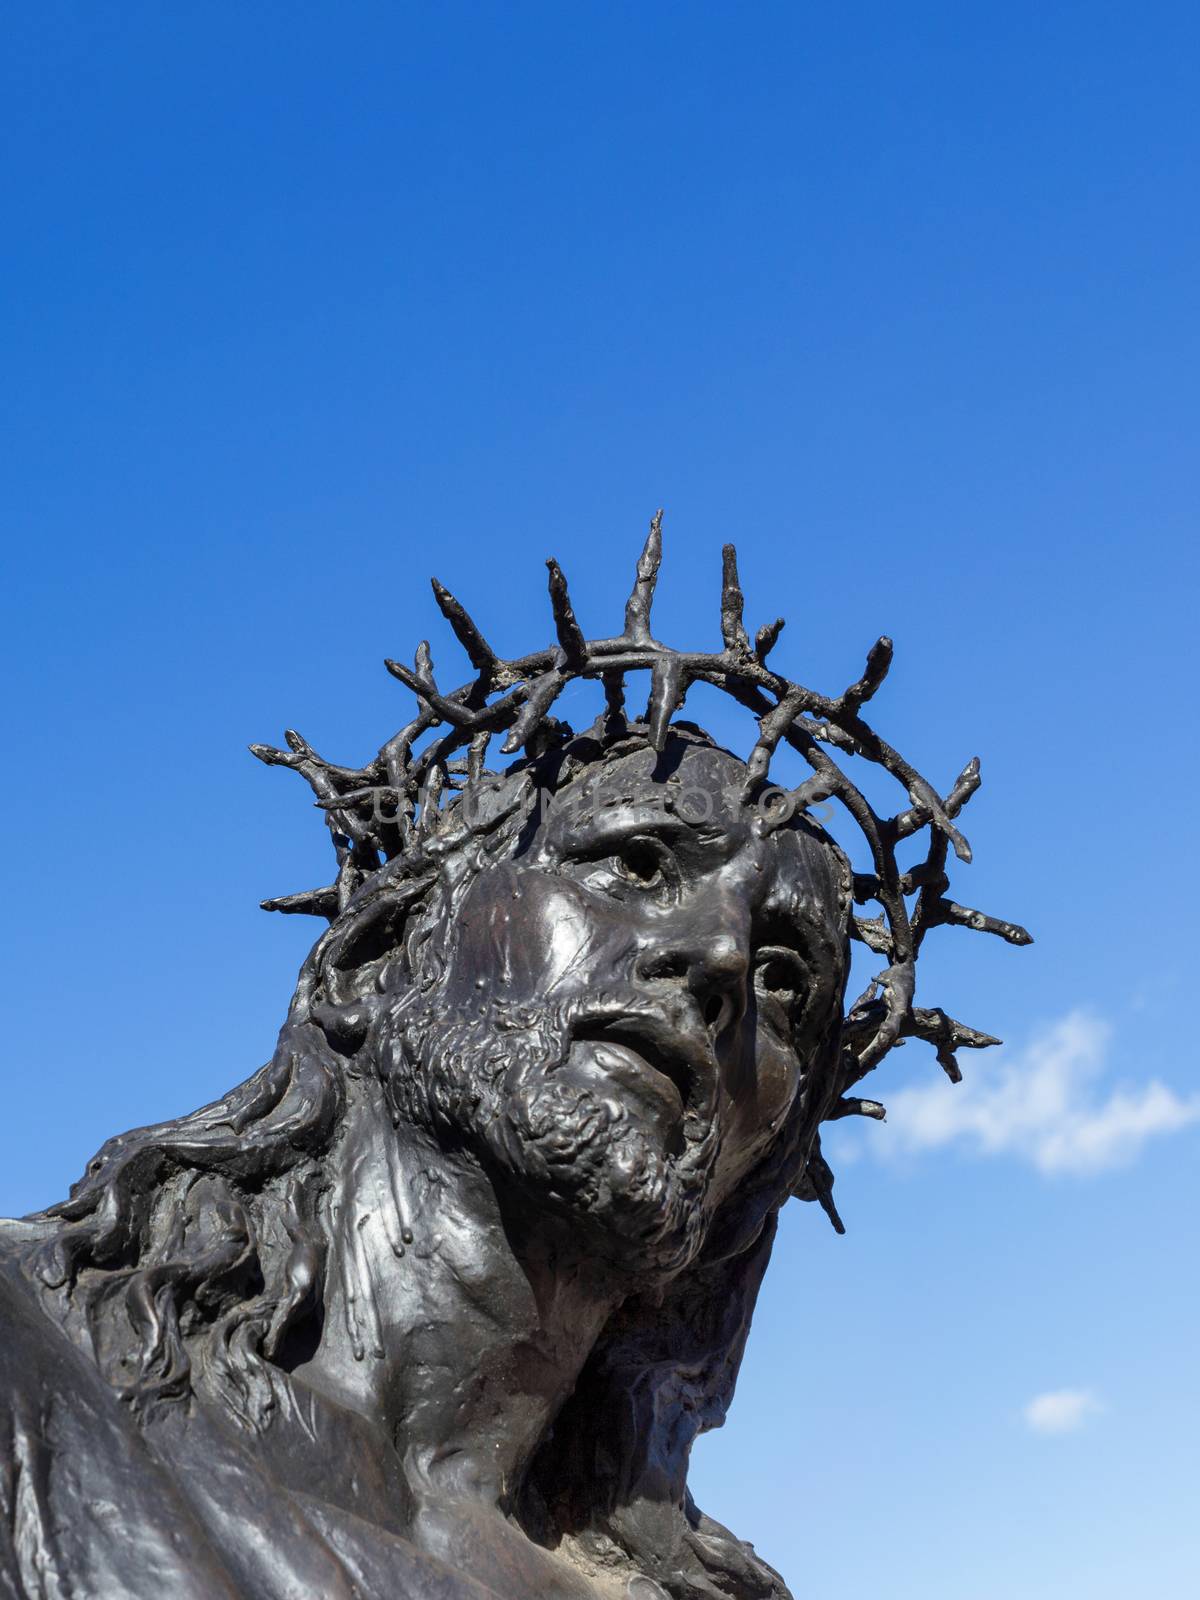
2 5 1197 1595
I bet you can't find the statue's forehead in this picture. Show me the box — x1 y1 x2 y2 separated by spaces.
546 739 751 833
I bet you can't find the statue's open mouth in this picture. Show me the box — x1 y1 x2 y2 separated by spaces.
569 1011 713 1141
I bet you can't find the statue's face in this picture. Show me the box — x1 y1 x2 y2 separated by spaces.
381 737 848 1271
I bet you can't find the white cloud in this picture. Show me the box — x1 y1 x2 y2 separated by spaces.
1023 1389 1102 1435
877 1010 1200 1175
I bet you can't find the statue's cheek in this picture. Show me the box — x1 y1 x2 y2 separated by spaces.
441 864 620 1004
717 1028 803 1185
756 1033 805 1131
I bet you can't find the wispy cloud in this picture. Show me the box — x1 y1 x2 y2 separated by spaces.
1023 1389 1102 1435
876 1011 1200 1175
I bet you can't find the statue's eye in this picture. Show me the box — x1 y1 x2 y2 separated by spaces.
612 837 667 888
754 947 806 1011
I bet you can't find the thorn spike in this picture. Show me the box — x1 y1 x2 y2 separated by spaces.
500 672 564 755
602 670 626 731
546 559 586 667
260 886 339 920
430 578 497 675
646 657 684 751
720 544 750 655
946 756 982 818
807 1154 846 1234
755 617 785 662
249 742 290 767
828 1097 887 1121
623 510 664 641
842 636 894 711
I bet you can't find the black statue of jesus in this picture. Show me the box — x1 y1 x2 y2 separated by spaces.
0 522 1028 1600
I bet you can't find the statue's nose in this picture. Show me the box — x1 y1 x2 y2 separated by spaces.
634 905 748 1034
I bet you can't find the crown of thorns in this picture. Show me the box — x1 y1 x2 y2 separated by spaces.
252 513 1030 1224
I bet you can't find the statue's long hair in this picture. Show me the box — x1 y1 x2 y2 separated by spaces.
35 1024 344 1427
29 746 534 1429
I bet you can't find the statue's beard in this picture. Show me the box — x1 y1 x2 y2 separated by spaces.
370 990 714 1274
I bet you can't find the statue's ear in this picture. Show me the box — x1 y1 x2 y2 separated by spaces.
283 884 426 1036
300 896 428 1051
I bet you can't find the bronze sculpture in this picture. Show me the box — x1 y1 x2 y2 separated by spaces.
0 521 1029 1599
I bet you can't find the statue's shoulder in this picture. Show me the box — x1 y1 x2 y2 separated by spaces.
0 1224 241 1599
0 1227 501 1600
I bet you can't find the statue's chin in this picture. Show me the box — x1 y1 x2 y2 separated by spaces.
463 1067 706 1276
536 1122 705 1269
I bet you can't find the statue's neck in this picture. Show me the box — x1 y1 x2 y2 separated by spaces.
292 1082 623 1512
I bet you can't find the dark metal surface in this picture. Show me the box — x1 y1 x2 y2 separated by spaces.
0 524 1028 1599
